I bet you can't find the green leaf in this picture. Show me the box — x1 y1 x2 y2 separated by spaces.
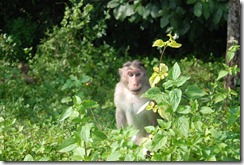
157 119 171 129
177 105 191 114
141 87 163 103
175 76 190 87
107 0 119 8
152 135 167 151
59 138 77 153
214 93 227 104
200 106 214 114
60 106 73 121
80 123 93 142
185 84 206 99
163 80 174 89
73 95 82 105
169 88 182 112
175 116 189 138
82 100 99 109
213 8 223 25
152 39 166 48
216 70 228 80
202 2 210 19
24 154 34 161
107 151 121 161
168 62 181 80
160 17 169 29
149 74 161 87
93 130 107 141
61 97 72 103
194 2 202 17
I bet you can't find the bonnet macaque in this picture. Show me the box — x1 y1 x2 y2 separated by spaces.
114 60 156 145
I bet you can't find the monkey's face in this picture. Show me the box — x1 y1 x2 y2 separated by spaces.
125 69 145 94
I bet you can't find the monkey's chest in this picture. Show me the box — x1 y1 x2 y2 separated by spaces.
123 93 148 114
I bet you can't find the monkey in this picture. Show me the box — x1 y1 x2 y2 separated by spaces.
114 60 157 145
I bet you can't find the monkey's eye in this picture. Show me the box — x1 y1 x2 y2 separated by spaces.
135 73 141 77
128 72 134 77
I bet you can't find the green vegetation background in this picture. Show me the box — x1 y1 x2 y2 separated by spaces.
0 0 240 161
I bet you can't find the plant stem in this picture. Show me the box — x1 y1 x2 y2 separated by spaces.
159 46 167 72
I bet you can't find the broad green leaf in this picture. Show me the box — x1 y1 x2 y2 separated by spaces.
141 87 163 103
59 138 77 152
80 75 92 83
194 2 202 17
200 106 214 114
227 51 235 63
93 130 107 141
169 88 182 112
107 0 119 8
157 119 172 129
106 151 121 161
145 126 155 133
61 79 72 90
73 95 82 105
175 116 189 138
149 74 161 87
177 105 191 114
82 100 99 109
163 80 174 89
175 76 190 87
202 2 210 19
73 147 85 160
160 16 169 28
216 70 228 80
214 93 227 104
125 154 134 161
24 154 34 161
185 84 206 99
152 135 167 151
213 8 223 25
61 97 72 103
168 40 182 48
152 39 166 48
60 107 73 121
227 45 240 62
208 155 216 161
168 62 181 80
80 123 93 142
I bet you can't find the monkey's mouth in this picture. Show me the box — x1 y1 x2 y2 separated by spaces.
131 87 142 94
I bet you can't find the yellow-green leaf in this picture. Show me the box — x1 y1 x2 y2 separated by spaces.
168 40 182 48
152 39 166 48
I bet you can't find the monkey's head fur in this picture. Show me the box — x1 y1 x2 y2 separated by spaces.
119 60 149 95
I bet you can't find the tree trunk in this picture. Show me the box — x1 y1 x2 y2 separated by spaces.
225 0 240 90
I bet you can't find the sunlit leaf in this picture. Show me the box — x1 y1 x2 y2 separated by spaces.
185 84 206 99
168 40 182 48
200 106 214 114
168 62 181 81
60 107 73 121
169 88 182 112
152 39 166 48
24 154 34 161
216 70 228 80
106 151 121 161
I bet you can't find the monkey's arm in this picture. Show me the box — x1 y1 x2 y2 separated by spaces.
115 109 127 128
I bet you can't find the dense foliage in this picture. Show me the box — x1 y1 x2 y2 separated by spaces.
0 0 240 162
